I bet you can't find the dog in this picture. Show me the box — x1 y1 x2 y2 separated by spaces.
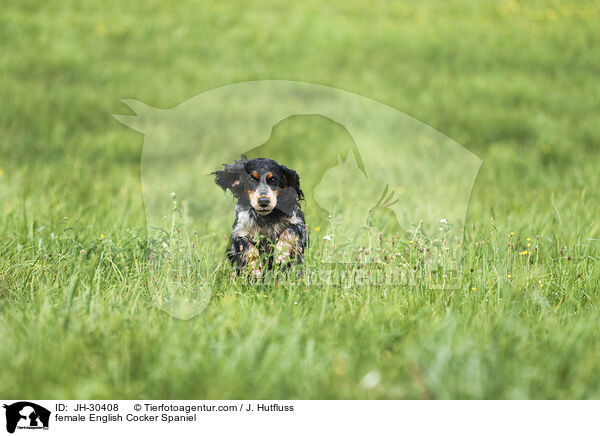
213 158 307 276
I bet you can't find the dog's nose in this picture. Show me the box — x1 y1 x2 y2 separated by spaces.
257 197 270 208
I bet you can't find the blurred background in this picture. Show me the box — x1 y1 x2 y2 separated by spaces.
1 0 598 233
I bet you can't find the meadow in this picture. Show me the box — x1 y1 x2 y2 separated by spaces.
1 0 600 399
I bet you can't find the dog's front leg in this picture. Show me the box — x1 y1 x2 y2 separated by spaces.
229 238 263 278
245 242 264 278
275 229 299 266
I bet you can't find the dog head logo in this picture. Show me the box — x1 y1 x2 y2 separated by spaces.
115 80 481 317
3 402 50 433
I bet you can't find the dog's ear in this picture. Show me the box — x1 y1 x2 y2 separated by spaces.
213 160 246 197
281 165 304 200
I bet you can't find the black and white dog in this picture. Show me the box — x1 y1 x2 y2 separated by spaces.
213 158 307 276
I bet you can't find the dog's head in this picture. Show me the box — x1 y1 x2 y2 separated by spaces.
213 158 304 216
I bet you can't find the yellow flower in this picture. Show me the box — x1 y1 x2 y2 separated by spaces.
314 226 320 232
510 232 514 236
95 23 107 36
508 274 512 278
471 287 476 291
0 168 3 176
520 250 528 256
409 240 413 244
100 234 105 239
334 363 346 375
526 237 531 241
527 243 531 247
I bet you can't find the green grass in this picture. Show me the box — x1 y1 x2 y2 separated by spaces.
1 0 600 399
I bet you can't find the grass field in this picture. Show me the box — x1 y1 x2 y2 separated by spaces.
1 0 600 399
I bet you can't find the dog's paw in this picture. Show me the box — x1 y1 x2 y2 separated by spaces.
248 261 264 279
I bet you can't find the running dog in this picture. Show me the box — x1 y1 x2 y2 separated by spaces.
213 158 307 276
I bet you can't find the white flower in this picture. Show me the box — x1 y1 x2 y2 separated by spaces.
440 218 448 224
360 370 381 389
323 235 332 241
